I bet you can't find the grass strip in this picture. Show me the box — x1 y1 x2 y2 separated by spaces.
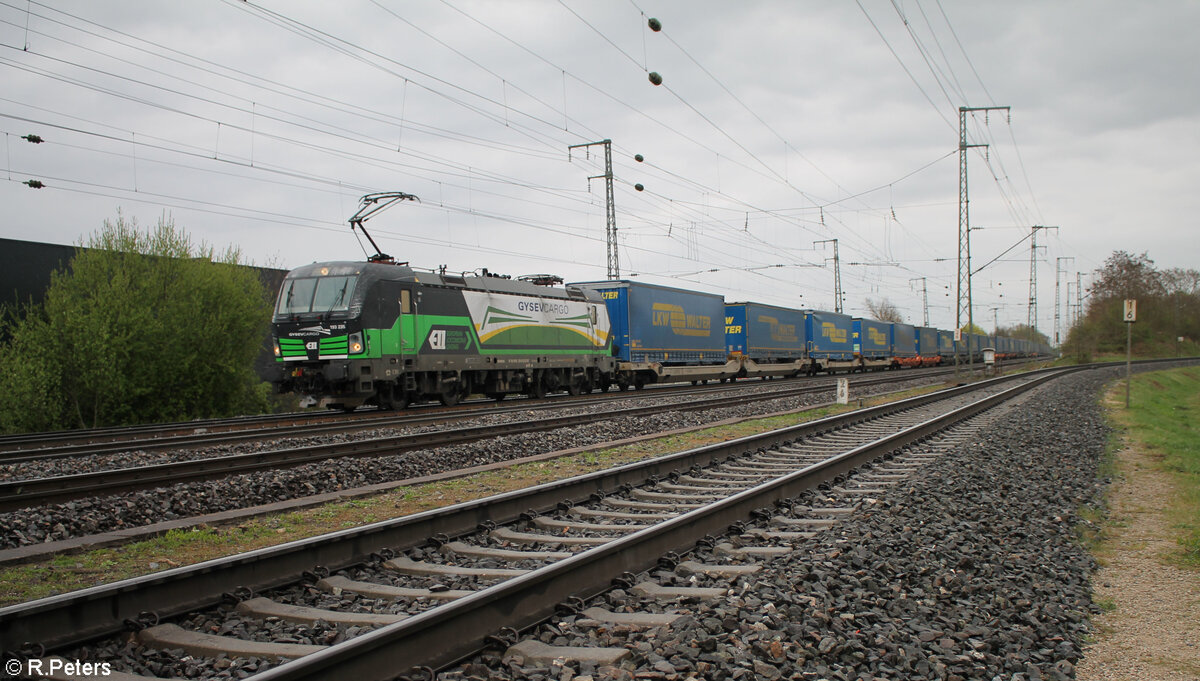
1110 365 1200 566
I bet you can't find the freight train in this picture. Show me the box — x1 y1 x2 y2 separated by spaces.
270 260 1050 410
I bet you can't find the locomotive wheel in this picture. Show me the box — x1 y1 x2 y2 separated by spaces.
377 392 409 411
486 392 506 402
439 386 463 407
530 377 548 399
567 380 582 396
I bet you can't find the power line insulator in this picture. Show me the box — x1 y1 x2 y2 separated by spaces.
23 179 45 189
648 72 663 86
21 134 44 144
634 154 644 162
634 183 645 192
648 17 662 32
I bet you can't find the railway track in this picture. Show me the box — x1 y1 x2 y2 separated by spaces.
0 365 1073 680
0 367 970 512
0 363 987 464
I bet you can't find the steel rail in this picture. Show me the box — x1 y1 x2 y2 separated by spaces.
0 367 1065 654
0 368 963 511
253 368 1074 679
0 363 976 462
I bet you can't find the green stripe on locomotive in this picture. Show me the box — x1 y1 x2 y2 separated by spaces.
362 313 612 357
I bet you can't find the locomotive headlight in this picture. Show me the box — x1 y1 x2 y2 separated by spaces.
349 332 364 354
273 340 281 357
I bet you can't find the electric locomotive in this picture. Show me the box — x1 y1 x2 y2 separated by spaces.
271 260 616 410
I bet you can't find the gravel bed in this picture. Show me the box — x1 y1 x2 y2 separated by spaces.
0 376 894 483
445 367 1119 681
0 375 941 549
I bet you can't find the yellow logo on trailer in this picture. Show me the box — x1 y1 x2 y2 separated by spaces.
758 315 797 343
652 303 711 337
821 322 847 343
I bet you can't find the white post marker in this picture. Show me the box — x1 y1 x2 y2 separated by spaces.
836 377 849 405
1124 299 1136 408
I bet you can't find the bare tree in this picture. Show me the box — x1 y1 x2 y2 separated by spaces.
864 297 904 323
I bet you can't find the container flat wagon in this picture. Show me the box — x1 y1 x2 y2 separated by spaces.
891 323 918 367
805 310 856 373
916 326 941 366
725 302 811 378
937 329 956 360
574 280 737 387
854 318 892 369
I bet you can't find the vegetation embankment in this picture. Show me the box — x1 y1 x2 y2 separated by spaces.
1062 251 1200 362
0 215 275 434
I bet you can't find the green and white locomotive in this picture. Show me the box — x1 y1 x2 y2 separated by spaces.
271 261 616 410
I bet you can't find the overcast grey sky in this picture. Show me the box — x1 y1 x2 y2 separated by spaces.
2 1 1196 336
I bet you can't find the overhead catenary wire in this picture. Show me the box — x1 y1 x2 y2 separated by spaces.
0 1 1052 322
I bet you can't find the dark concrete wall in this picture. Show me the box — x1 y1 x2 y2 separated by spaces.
0 237 288 381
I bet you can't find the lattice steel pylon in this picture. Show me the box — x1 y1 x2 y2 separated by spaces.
956 106 1009 337
568 139 619 280
1027 225 1057 341
814 239 842 313
910 277 930 327
1055 256 1074 346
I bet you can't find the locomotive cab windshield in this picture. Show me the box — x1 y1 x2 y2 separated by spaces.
274 264 364 319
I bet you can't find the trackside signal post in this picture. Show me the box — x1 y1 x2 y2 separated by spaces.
1124 299 1136 407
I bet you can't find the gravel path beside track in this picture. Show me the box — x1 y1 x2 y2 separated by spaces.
1076 401 1200 681
450 368 1118 681
0 377 940 549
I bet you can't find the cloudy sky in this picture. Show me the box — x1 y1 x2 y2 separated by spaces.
2 1 1196 338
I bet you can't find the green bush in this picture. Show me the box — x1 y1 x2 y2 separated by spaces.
0 215 273 432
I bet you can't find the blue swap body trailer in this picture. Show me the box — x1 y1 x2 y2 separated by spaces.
725 302 812 378
573 280 739 388
916 326 941 366
804 310 856 373
853 318 893 370
937 329 956 360
891 323 918 360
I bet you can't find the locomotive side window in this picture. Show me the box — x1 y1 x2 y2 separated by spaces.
401 289 412 314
